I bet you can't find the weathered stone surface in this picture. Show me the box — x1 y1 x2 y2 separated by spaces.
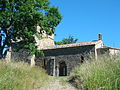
35 45 95 76
11 49 31 64
35 26 55 49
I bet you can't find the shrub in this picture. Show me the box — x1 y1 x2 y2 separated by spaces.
70 56 120 90
0 60 49 90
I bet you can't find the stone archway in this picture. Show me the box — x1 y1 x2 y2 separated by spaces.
59 61 67 76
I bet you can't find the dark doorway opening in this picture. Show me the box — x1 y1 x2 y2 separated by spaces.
59 61 67 76
81 56 84 63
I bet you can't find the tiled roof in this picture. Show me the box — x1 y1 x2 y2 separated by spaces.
40 40 102 50
98 46 120 50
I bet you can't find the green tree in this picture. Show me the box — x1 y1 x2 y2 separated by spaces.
55 36 78 45
0 0 62 58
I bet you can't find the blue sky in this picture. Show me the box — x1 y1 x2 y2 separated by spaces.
50 0 120 48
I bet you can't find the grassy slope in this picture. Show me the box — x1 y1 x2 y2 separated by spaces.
0 60 49 90
70 56 120 90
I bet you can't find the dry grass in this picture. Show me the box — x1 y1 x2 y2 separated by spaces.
0 60 49 90
70 55 120 90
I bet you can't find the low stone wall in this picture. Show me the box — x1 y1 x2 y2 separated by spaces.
11 49 35 66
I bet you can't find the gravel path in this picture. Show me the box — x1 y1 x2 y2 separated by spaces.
38 78 77 90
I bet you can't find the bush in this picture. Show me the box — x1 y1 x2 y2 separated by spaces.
0 60 49 90
70 56 120 90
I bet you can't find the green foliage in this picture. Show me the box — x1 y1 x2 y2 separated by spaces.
70 56 120 90
0 0 62 55
55 36 78 45
0 60 49 90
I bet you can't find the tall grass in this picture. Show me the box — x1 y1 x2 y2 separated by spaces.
70 55 120 90
0 60 49 90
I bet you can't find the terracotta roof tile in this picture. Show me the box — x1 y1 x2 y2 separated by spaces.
98 46 120 50
40 40 102 50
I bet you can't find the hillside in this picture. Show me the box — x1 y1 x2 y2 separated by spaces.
70 55 120 90
0 60 49 90
0 55 120 90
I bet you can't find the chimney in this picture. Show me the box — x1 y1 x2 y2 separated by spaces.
98 33 102 40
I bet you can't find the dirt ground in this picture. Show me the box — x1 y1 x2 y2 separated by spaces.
38 77 77 90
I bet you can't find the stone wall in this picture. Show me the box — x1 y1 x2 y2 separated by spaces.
36 38 55 49
97 48 120 57
109 49 120 55
36 26 55 49
11 49 33 65
35 45 95 76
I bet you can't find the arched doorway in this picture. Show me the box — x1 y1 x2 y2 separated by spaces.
59 61 67 76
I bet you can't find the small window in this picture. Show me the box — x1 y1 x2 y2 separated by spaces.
81 56 84 63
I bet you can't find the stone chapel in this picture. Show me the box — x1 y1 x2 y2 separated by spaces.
7 26 120 76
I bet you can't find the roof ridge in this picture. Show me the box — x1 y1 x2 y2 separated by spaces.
40 40 102 50
99 46 120 50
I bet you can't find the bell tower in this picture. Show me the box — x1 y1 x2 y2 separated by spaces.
35 26 55 49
